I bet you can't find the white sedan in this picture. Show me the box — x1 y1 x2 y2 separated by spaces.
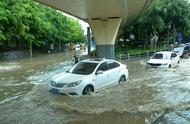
49 58 128 96
146 51 180 68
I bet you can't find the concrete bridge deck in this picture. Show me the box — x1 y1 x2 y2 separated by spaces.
35 0 152 59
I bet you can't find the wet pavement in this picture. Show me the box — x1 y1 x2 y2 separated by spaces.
0 51 190 124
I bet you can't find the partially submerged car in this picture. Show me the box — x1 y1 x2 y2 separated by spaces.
172 46 185 57
146 51 180 68
183 44 190 58
49 58 128 96
75 44 80 51
172 44 190 58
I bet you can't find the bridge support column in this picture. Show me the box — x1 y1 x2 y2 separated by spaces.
89 18 121 59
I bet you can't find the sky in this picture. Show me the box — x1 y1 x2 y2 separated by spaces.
78 20 89 35
63 0 190 35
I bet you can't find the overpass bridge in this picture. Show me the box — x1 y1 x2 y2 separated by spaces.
35 0 152 59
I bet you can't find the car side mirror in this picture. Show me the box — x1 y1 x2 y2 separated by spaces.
96 70 103 75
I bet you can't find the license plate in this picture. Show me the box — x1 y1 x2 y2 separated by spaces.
50 88 59 94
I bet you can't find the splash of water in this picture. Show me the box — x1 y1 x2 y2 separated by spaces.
0 63 21 71
27 61 73 84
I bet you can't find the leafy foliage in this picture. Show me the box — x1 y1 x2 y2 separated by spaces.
0 0 85 50
120 0 190 49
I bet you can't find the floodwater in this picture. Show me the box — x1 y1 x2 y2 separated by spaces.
0 51 190 124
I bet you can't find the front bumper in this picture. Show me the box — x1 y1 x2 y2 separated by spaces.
146 63 168 68
49 85 83 96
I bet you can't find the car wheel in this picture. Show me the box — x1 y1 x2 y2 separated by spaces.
82 85 94 95
119 75 126 84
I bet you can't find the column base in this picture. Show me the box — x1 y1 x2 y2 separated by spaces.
96 44 115 59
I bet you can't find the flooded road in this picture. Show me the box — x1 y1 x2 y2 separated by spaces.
0 52 190 124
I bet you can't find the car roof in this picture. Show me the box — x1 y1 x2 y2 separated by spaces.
156 51 174 54
80 58 116 64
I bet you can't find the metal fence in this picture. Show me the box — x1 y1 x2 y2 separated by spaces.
119 51 157 61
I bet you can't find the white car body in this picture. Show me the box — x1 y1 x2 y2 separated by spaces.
75 44 80 51
49 58 128 96
146 51 180 68
172 46 185 57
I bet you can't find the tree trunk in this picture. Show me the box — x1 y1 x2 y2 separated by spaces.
173 24 176 43
123 35 127 47
29 42 32 58
144 33 149 49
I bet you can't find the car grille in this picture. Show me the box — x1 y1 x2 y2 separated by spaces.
149 63 161 66
51 81 67 88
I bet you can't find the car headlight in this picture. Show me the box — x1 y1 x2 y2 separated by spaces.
67 80 82 87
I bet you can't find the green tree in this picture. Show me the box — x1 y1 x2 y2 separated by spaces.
120 0 190 49
0 0 85 56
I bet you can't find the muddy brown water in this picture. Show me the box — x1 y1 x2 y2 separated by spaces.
0 52 190 124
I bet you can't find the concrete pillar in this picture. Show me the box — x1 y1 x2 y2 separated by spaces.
89 18 121 59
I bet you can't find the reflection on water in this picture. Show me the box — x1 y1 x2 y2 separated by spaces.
0 52 190 124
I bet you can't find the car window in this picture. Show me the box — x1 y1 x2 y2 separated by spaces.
71 62 98 75
152 53 163 59
171 53 177 58
107 61 120 70
97 62 108 72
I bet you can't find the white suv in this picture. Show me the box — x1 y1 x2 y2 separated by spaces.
49 58 128 96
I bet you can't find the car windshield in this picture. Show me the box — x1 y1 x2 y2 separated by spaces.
71 62 98 75
152 53 163 59
173 47 184 52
